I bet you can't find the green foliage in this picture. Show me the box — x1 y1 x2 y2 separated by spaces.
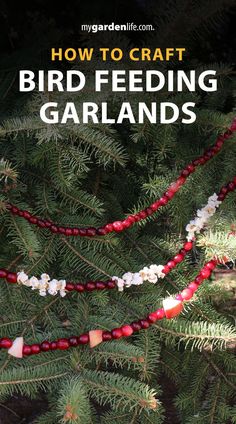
0 3 236 422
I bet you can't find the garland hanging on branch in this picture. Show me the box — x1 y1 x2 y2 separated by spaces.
1 176 235 296
5 121 236 237
0 258 218 358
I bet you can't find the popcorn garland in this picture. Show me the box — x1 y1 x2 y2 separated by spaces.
6 122 236 238
1 176 235 296
185 193 222 241
0 258 218 358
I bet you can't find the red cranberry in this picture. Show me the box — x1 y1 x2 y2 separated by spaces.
51 225 58 233
96 281 106 290
31 344 41 354
156 308 165 320
162 265 170 274
188 282 198 293
96 227 107 236
58 227 66 234
184 242 193 251
112 221 124 232
23 345 32 355
181 288 193 300
0 269 7 279
176 294 183 301
65 282 75 291
72 228 79 236
111 328 123 339
107 280 116 289
0 338 12 349
78 334 89 344
6 272 17 284
75 284 85 292
85 282 96 291
195 275 203 285
104 223 113 233
29 217 37 224
139 320 150 329
131 322 141 332
57 339 69 350
148 312 158 323
173 253 184 263
206 261 216 270
65 228 73 236
50 341 57 350
23 211 31 219
159 196 168 206
87 228 96 237
37 220 46 228
200 268 211 279
121 325 133 337
41 341 50 351
68 337 79 347
167 260 176 269
102 331 112 341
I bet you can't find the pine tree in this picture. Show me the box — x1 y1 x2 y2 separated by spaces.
0 1 236 423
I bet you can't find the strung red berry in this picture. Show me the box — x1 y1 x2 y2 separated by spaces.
107 280 116 289
96 281 106 290
148 312 158 323
102 331 112 341
78 334 89 344
58 227 66 234
79 229 87 236
159 196 168 206
184 241 193 251
31 344 41 354
195 275 203 285
68 337 79 347
75 283 85 292
65 282 75 291
96 227 107 236
187 164 195 173
23 345 32 355
87 228 96 237
139 211 148 219
181 288 193 300
23 211 31 219
41 341 50 351
162 265 170 274
139 320 150 329
0 338 12 349
57 338 69 350
104 223 113 233
65 228 73 236
45 220 52 228
72 228 79 236
150 202 160 211
145 207 153 216
200 268 211 279
205 261 217 270
156 308 165 320
0 269 7 278
165 190 175 199
121 325 133 337
167 260 176 269
131 322 142 332
85 282 96 291
175 294 183 301
37 220 46 228
6 272 17 284
111 328 123 339
173 253 184 263
227 182 235 191
188 282 198 293
112 221 124 232
50 341 57 350
51 225 58 233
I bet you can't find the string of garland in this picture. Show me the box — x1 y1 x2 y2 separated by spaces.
5 121 236 237
1 176 235 296
0 258 218 358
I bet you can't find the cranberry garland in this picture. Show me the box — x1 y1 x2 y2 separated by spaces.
0 258 218 357
0 240 193 290
1 174 235 293
6 123 236 237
